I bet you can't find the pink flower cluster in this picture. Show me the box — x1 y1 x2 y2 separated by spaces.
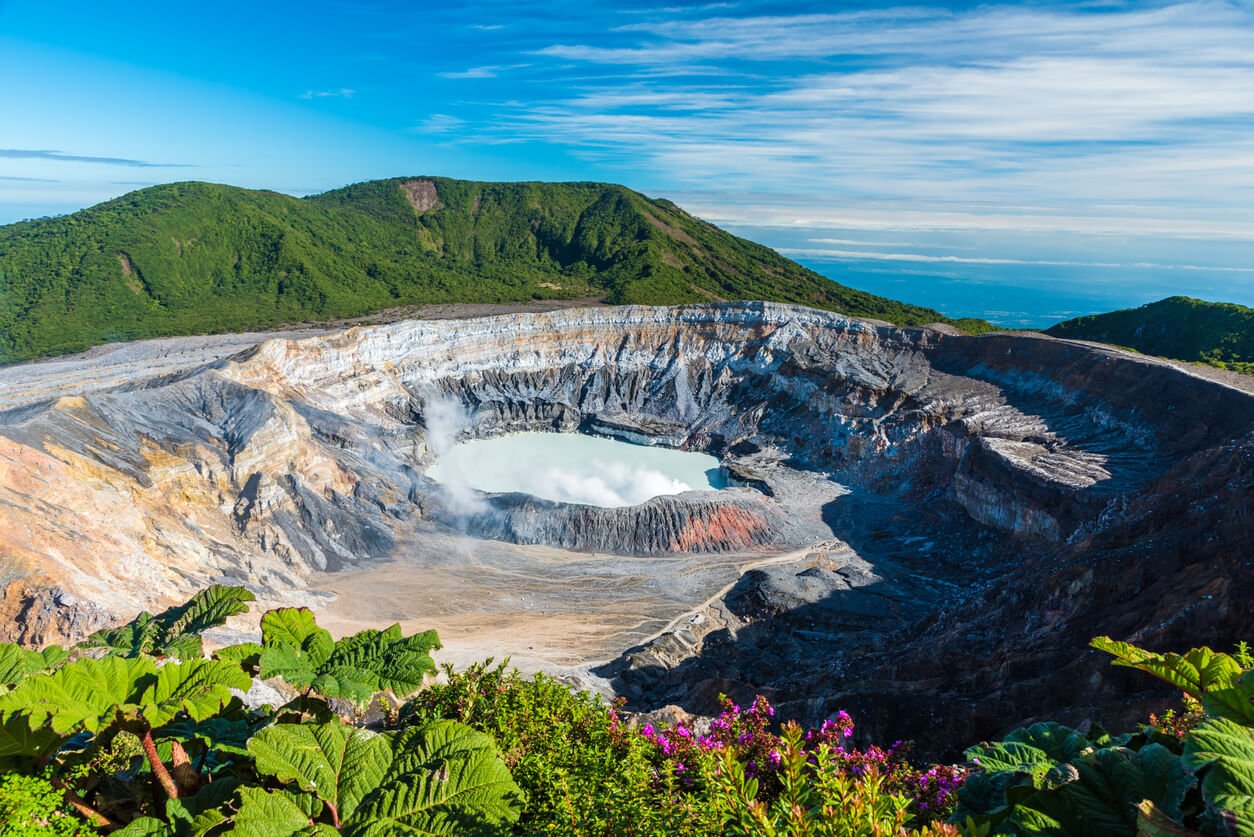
633 695 967 821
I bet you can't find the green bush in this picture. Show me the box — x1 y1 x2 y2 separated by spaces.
400 659 716 835
0 773 95 836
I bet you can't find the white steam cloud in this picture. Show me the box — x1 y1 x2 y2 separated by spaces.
522 460 692 508
421 394 488 519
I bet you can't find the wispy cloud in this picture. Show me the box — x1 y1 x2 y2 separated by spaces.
780 247 1254 273
500 1 1254 239
810 237 954 248
0 149 193 168
414 113 466 133
438 63 528 79
0 175 58 182
299 87 355 99
692 200 1254 241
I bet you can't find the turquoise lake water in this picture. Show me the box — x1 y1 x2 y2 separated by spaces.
426 433 726 508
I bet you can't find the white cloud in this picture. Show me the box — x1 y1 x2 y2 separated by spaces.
689 201 1254 241
509 1 1254 240
527 461 692 508
779 247 1254 273
414 113 466 134
438 64 528 79
299 88 354 99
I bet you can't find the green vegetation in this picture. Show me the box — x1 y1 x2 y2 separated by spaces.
956 637 1254 835
1047 296 1254 374
0 585 1249 834
0 178 988 363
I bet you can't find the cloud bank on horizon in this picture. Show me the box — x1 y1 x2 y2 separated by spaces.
0 0 1251 318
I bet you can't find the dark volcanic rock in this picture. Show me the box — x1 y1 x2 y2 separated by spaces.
439 489 803 554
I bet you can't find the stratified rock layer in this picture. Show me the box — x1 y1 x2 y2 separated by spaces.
0 302 1250 753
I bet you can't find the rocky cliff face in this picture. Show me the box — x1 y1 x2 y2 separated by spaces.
0 302 1249 751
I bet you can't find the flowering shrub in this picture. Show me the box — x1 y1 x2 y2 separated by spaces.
402 659 721 835
708 723 964 837
1148 693 1206 740
631 695 967 824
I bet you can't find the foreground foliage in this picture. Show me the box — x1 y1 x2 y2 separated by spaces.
0 586 516 834
956 637 1254 835
0 177 991 363
0 586 1248 835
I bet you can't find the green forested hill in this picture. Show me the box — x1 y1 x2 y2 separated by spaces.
1046 296 1254 373
0 177 985 363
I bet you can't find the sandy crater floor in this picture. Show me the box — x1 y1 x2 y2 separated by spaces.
309 532 833 676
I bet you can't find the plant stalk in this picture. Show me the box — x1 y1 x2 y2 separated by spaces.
141 727 181 800
51 779 117 829
327 800 341 828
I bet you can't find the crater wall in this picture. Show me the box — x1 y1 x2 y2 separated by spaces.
0 303 1248 751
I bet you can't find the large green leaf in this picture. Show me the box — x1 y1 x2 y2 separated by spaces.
112 817 175 836
1091 637 1245 701
85 611 165 658
258 644 320 690
233 786 331 837
348 721 522 837
1182 718 1254 836
0 643 68 691
84 585 256 659
163 776 243 834
138 658 251 727
1204 670 1254 726
0 711 62 766
308 670 380 706
238 721 520 835
158 715 257 757
162 585 256 640
213 642 264 672
959 726 1196 837
261 609 335 666
388 721 500 777
0 656 153 733
248 721 393 824
964 739 1059 786
258 609 439 706
1027 744 1196 837
1005 723 1092 764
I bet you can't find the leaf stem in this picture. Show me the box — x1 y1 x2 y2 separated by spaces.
51 779 117 829
141 727 181 800
327 800 341 829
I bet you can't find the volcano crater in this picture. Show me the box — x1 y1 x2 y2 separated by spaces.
1 302 1250 754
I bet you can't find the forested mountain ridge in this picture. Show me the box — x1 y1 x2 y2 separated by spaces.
0 177 988 363
1047 296 1254 374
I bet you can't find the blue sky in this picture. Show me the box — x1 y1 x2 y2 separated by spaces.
1 0 1252 323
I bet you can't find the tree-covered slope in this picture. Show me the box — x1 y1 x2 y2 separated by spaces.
0 177 983 363
1047 296 1254 373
